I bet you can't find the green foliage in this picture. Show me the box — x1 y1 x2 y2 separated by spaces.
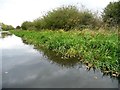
33 18 46 30
1 23 14 31
16 26 21 29
21 21 35 30
33 6 100 30
102 1 120 27
11 29 119 73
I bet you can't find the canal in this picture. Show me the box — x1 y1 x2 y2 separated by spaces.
1 33 119 88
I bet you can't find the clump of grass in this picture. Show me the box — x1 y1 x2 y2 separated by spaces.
11 29 119 76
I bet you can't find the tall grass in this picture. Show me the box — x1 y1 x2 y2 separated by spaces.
11 29 119 76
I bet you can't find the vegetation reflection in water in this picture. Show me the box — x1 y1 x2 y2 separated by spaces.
1 31 12 38
35 46 83 68
27 41 120 84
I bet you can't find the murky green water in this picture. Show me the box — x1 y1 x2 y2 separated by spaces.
1 33 119 88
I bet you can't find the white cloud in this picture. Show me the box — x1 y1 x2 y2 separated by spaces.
0 0 118 27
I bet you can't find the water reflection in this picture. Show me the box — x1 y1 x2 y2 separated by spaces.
2 34 119 88
35 47 82 68
0 31 12 38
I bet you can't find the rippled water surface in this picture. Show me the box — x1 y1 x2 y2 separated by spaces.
1 33 119 88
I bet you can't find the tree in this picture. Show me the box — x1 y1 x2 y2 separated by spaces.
7 25 14 30
21 21 35 30
16 26 21 29
1 23 14 31
102 1 120 27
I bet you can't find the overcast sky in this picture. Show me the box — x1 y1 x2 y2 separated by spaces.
0 0 118 27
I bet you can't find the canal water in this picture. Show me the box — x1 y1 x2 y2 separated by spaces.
1 33 119 88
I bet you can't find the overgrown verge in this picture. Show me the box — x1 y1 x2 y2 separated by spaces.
11 29 119 77
21 5 101 31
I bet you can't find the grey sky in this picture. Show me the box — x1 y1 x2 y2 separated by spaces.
0 0 118 27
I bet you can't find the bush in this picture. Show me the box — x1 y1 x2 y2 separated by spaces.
16 26 21 29
1 23 14 31
33 18 46 30
33 5 100 31
21 21 35 30
102 1 120 28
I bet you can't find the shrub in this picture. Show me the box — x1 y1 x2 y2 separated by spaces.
16 26 21 29
1 23 14 31
33 18 46 30
33 5 99 31
102 1 120 28
21 21 35 30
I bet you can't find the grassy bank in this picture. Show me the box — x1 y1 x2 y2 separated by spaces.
11 29 119 77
